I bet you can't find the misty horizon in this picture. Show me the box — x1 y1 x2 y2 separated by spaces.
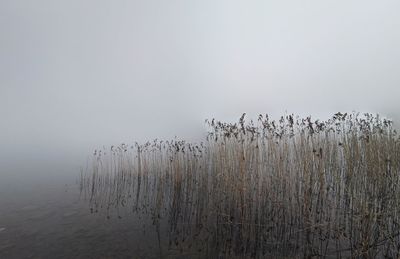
1 0 400 161
1 1 400 258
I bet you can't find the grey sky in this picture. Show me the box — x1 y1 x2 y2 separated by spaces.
1 0 400 164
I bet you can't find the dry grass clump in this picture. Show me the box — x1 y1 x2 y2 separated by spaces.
80 112 400 258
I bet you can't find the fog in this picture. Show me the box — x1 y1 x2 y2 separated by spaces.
1 0 400 175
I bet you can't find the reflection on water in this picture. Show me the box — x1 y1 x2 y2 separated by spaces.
81 113 400 258
0 179 170 259
2 113 400 258
0 153 175 259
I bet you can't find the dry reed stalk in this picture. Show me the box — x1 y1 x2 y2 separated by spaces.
81 112 400 258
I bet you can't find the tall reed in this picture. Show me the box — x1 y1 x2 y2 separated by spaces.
81 112 400 258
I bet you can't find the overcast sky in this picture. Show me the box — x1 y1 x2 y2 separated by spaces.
1 0 400 166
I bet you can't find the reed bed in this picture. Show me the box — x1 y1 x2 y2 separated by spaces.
80 112 400 258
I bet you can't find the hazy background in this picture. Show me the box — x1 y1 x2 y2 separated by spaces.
1 0 400 178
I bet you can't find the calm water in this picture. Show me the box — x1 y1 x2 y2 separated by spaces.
0 155 176 259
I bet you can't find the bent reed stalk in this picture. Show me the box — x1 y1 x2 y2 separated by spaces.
80 112 400 258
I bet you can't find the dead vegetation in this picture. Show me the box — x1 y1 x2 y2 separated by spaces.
81 112 400 258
